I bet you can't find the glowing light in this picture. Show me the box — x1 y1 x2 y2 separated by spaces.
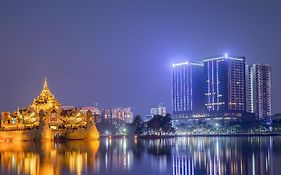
224 53 228 57
204 57 244 62
172 62 189 67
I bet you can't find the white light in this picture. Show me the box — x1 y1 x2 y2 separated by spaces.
204 57 243 62
224 53 228 57
172 62 189 67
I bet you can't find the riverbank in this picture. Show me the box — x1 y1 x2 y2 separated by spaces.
104 132 281 139
175 133 281 137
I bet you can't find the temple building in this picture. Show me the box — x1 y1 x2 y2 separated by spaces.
0 78 100 141
31 78 61 113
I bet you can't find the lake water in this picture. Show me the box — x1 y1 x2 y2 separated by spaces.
0 136 280 175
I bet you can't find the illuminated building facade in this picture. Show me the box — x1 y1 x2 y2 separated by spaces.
246 64 272 118
172 62 205 118
80 106 100 115
204 55 246 116
150 103 167 116
101 109 111 121
31 78 61 113
101 107 133 123
111 107 133 123
0 78 99 141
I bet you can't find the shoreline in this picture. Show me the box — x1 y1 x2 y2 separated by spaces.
175 133 281 137
101 133 281 139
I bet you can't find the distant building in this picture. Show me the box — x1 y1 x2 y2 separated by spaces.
246 64 272 118
80 106 101 123
150 103 167 116
80 106 100 115
111 107 133 123
101 107 133 123
101 109 111 120
172 62 205 119
203 55 246 116
61 106 76 110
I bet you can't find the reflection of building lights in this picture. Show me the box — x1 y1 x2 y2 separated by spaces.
0 141 99 175
68 152 87 175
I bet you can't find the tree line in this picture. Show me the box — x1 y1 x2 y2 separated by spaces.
131 113 175 136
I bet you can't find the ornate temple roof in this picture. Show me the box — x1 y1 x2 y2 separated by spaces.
31 78 61 112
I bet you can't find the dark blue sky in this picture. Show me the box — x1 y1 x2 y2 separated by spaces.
0 1 281 115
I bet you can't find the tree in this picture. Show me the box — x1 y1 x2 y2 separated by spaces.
147 114 174 135
132 115 144 135
161 114 173 133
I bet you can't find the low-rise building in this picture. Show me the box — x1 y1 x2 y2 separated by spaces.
150 103 167 116
101 107 133 123
80 106 101 123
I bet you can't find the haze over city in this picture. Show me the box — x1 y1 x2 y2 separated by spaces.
0 1 281 115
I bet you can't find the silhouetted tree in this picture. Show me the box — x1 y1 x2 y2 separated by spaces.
147 114 174 135
132 115 144 135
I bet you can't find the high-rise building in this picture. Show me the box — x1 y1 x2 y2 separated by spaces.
203 55 246 116
172 62 205 118
246 64 272 118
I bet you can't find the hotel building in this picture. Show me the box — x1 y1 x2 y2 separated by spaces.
172 62 205 118
246 64 272 118
203 55 246 116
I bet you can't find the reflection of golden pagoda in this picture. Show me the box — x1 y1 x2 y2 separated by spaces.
31 78 61 113
0 140 100 175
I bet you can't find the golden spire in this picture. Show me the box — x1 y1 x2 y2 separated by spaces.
31 78 61 112
43 77 48 91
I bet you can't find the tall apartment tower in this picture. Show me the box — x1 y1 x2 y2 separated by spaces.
172 62 205 118
246 64 272 118
203 55 246 116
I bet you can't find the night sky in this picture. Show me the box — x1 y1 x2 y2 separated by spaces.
0 1 281 116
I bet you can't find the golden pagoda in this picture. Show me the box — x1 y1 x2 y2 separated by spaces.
0 78 99 141
31 78 61 113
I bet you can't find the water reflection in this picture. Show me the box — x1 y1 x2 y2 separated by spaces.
171 137 280 175
0 141 99 175
0 137 281 175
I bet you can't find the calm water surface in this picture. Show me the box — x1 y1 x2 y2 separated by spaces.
0 136 281 175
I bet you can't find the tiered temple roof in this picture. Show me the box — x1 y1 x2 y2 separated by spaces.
31 78 61 112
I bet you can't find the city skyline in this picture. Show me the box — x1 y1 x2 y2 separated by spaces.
172 54 272 119
0 1 281 116
0 55 276 116
1 1 281 175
